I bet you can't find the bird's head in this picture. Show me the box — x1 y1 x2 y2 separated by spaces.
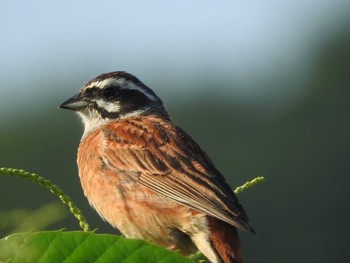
59 71 169 138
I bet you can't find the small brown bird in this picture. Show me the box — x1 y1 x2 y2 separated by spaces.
60 71 254 263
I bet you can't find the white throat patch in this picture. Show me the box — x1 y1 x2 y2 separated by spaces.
77 108 111 139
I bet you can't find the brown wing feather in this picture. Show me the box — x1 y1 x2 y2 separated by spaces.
101 115 253 232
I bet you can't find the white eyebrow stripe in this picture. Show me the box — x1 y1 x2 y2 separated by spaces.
123 80 158 101
85 78 116 89
84 77 158 101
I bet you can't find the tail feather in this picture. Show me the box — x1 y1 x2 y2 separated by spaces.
207 216 244 263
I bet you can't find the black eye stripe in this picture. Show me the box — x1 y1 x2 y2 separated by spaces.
102 86 116 98
84 87 104 97
83 86 121 99
84 87 96 97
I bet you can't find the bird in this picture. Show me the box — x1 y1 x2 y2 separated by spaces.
59 71 254 263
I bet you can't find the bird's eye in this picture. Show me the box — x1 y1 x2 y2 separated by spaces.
103 87 116 98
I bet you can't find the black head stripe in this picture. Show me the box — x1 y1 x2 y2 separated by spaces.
80 71 169 120
84 71 159 101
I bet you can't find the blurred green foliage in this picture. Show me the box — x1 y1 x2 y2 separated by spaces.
0 202 66 236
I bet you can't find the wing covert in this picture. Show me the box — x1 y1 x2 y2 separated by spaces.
101 117 253 232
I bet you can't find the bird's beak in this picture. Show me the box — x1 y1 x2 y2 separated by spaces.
59 93 89 111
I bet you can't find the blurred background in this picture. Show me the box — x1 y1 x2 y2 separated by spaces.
1 1 350 262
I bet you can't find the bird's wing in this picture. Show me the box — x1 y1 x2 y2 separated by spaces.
101 116 253 232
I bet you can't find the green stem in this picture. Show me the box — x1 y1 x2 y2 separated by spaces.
234 176 265 195
0 167 90 232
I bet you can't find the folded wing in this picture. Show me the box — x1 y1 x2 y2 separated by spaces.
101 117 253 232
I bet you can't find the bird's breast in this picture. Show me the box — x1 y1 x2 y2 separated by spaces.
77 128 203 254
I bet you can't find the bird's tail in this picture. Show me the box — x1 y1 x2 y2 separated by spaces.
207 216 245 263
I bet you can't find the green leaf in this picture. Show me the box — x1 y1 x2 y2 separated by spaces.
0 231 193 263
